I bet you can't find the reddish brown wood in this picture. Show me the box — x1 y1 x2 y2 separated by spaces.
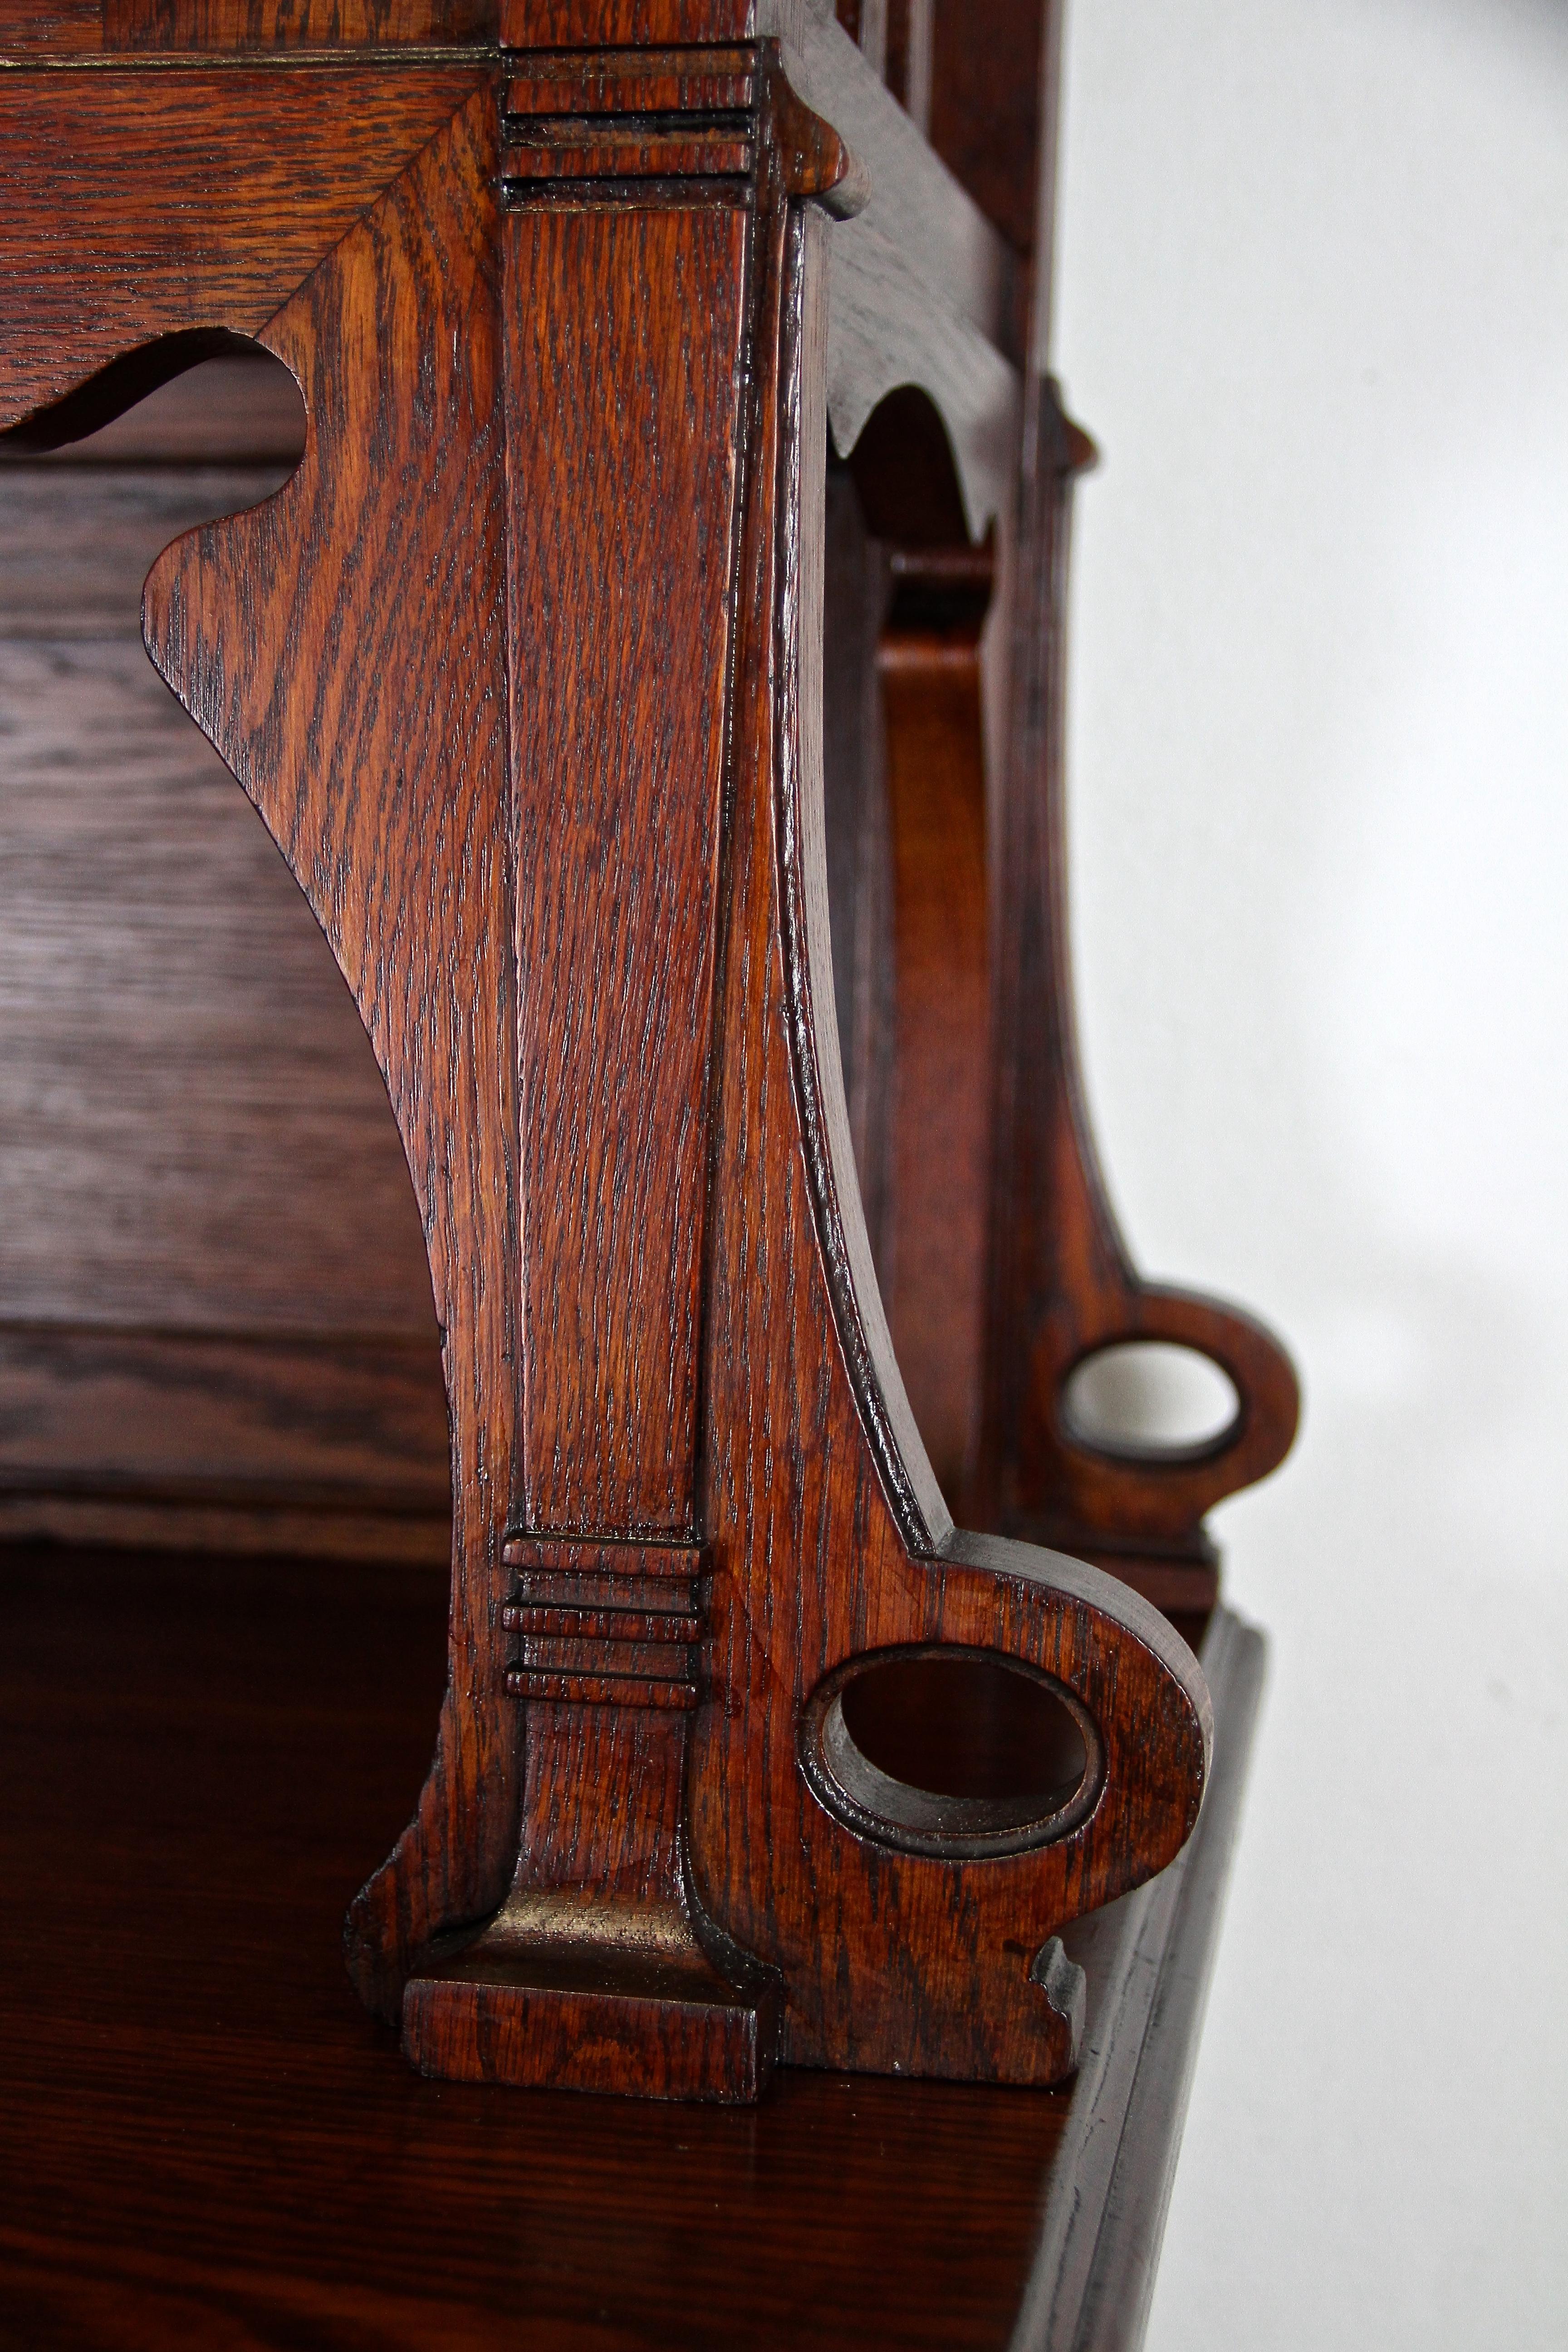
0 0 100 53
0 360 453 1561
0 73 486 435
500 0 755 46
929 0 1051 255
135 84 524 2005
972 381 1300 1612
879 608 992 1499
0 1544 1264 2347
102 0 495 47
0 14 1291 2132
506 195 749 1540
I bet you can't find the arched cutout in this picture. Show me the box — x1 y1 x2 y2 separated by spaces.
0 329 287 459
843 380 972 549
0 342 451 1567
1062 1341 1242 1462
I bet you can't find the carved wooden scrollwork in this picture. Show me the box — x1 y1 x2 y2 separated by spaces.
0 6 1292 2102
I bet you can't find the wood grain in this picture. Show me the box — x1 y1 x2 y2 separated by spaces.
0 1325 448 1514
0 379 450 1555
103 0 496 47
0 469 299 638
505 196 749 1541
21 350 308 467
136 86 521 2012
0 1544 1258 2346
682 176 1210 2088
500 0 760 45
0 0 101 54
0 21 1284 2137
0 71 485 433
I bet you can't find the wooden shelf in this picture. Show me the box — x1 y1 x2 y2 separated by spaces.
0 1545 1261 2349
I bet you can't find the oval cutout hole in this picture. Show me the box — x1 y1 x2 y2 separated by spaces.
801 1647 1099 1861
1062 1340 1239 1458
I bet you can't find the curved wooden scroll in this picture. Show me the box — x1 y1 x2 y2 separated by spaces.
0 40 1217 2100
974 382 1300 1615
816 199 1300 1622
681 136 1210 2091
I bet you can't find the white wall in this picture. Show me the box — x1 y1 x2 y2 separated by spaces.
1053 3 1568 2343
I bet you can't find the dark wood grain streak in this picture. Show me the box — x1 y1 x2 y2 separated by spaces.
0 381 451 1555
0 1324 449 1519
137 88 520 2014
500 0 760 45
103 0 496 48
0 468 301 635
0 0 100 53
506 195 750 1541
0 71 484 431
0 1542 1257 2347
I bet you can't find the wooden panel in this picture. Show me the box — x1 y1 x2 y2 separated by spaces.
138 88 521 2011
104 0 495 46
0 1324 449 1512
929 0 1050 255
0 635 440 1338
506 200 749 1540
0 352 450 1551
0 467 302 638
500 0 757 44
0 0 101 54
880 623 990 1502
0 1546 1257 2343
0 72 484 431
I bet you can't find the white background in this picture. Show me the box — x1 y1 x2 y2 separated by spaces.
1053 2 1568 2343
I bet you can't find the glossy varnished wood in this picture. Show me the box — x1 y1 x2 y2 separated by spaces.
102 0 497 46
0 1544 1068 2347
135 84 522 2011
0 0 1293 2139
0 71 486 432
0 363 451 1561
0 1544 1258 2348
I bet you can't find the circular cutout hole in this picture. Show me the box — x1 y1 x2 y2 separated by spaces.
1062 1340 1239 1458
801 1647 1098 1860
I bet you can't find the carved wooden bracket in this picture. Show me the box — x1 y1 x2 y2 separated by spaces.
0 18 1280 2102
